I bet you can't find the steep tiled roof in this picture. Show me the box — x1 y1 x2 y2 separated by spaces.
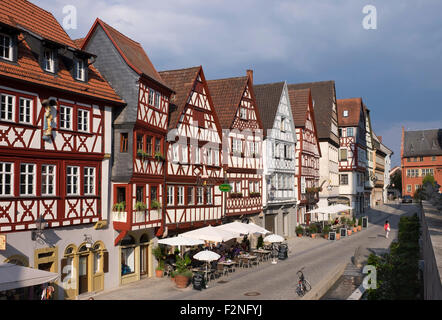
253 82 285 132
337 98 363 127
0 35 124 104
73 38 85 48
0 2 123 104
0 0 76 48
82 19 170 92
288 81 338 143
207 76 248 129
288 88 310 127
403 129 442 157
158 66 201 130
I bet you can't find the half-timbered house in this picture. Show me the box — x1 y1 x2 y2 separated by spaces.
287 88 321 225
336 98 368 215
207 70 264 224
288 81 341 208
158 66 224 234
254 82 297 236
363 105 375 209
80 19 174 285
0 0 125 299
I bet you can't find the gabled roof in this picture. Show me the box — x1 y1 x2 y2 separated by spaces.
0 0 76 48
337 98 363 127
287 81 337 143
206 76 249 129
158 66 201 129
403 129 442 157
81 18 171 92
159 65 223 135
0 2 124 104
253 82 285 132
287 88 310 127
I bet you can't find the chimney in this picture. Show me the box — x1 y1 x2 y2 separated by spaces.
246 69 253 84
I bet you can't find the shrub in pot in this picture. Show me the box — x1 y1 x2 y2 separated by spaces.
357 217 363 231
174 255 192 288
296 225 304 237
309 224 318 238
322 225 331 239
153 246 166 277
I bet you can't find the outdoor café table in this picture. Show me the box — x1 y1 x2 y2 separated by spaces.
253 249 271 262
238 254 258 268
218 261 236 274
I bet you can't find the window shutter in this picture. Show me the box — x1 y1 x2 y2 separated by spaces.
11 34 18 62
60 258 68 282
103 251 109 273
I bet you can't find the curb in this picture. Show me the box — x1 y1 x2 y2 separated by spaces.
302 262 347 300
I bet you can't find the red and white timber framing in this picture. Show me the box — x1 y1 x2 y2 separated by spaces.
165 68 224 231
0 81 113 233
111 80 171 241
226 83 263 217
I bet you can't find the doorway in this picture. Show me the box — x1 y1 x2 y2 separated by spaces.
78 255 89 295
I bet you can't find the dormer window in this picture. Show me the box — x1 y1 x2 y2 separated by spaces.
343 110 349 117
0 33 12 61
43 48 55 73
75 59 86 81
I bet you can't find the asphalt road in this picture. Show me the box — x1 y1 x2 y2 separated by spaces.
94 203 420 300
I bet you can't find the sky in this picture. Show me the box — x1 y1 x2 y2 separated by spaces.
34 0 442 167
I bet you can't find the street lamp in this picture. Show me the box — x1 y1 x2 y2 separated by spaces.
31 216 47 241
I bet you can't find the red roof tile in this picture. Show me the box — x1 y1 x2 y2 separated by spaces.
0 34 124 104
288 88 310 127
337 98 363 127
0 0 76 48
82 19 171 92
159 66 201 129
206 76 248 129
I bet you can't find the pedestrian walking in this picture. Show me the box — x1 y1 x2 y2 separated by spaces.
384 220 390 238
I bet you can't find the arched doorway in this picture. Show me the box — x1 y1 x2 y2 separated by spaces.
77 243 90 295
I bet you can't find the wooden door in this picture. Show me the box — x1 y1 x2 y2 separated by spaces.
79 255 89 294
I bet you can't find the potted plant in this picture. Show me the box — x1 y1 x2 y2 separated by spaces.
296 225 304 237
336 232 341 240
151 199 161 212
135 201 147 211
357 217 362 231
257 235 264 248
309 224 318 238
112 201 126 212
351 217 357 233
154 152 165 161
173 255 192 288
322 225 331 239
153 246 165 278
347 228 352 236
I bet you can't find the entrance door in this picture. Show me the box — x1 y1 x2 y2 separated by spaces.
265 215 275 234
140 245 148 277
79 255 89 294
283 213 289 237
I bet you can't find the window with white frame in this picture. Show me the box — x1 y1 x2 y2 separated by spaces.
343 110 349 117
206 188 213 204
194 146 200 164
236 181 241 193
78 109 89 132
1 93 14 121
249 181 254 193
43 48 55 73
0 34 12 61
19 98 33 124
232 139 242 155
254 181 259 193
84 167 95 195
213 149 219 166
187 186 194 205
172 144 179 163
347 128 354 137
407 185 411 193
181 145 188 163
206 148 212 166
148 89 154 106
60 106 73 130
66 166 79 195
76 59 86 81
167 186 174 206
240 107 247 120
196 187 204 205
0 162 13 196
20 163 35 196
177 186 184 205
154 92 160 108
41 165 55 196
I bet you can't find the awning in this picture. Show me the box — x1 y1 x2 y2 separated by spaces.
0 263 59 292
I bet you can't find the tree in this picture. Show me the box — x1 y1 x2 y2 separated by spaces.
390 170 402 192
422 174 436 187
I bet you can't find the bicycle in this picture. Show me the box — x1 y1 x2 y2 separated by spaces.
296 267 312 297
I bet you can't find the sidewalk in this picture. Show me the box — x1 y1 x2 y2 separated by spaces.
91 204 404 300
